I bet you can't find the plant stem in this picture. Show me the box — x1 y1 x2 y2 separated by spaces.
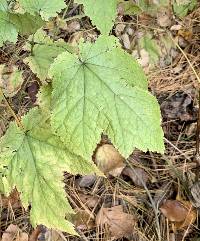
195 90 200 180
0 88 24 130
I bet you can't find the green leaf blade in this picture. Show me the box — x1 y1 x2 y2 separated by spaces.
10 13 44 35
24 29 73 82
75 0 118 35
18 0 66 20
50 36 164 159
50 51 108 159
0 108 100 234
0 11 44 47
0 11 18 47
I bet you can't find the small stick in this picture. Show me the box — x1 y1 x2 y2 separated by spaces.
195 90 200 180
0 88 24 130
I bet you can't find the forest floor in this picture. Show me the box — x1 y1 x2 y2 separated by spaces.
1 1 200 241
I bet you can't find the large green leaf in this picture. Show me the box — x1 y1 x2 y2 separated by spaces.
75 0 118 35
18 0 66 20
49 35 164 160
0 11 18 46
24 29 73 82
0 11 44 47
0 108 101 233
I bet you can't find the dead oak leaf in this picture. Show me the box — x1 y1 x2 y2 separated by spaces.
96 205 136 240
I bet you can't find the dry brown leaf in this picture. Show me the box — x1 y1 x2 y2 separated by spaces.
178 29 193 41
157 8 171 27
66 21 80 33
77 174 96 188
122 166 149 187
79 193 99 208
2 224 28 241
161 92 197 121
160 200 196 230
175 200 196 230
73 209 95 231
0 189 21 208
138 49 150 67
0 65 24 97
121 33 131 49
95 144 125 176
115 23 125 36
68 31 83 46
170 24 182 31
45 229 64 241
96 205 136 240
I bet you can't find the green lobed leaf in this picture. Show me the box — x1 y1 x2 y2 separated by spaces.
119 1 142 15
49 35 164 159
18 0 66 20
0 11 44 47
10 13 45 35
173 0 197 17
75 0 118 35
0 108 101 233
0 11 18 47
24 29 74 82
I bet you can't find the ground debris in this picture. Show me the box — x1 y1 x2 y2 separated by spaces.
1 224 28 241
161 91 197 121
96 205 136 240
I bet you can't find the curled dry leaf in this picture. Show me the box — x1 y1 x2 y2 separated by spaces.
2 224 28 241
160 200 196 230
95 144 125 176
96 205 136 240
122 166 149 187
